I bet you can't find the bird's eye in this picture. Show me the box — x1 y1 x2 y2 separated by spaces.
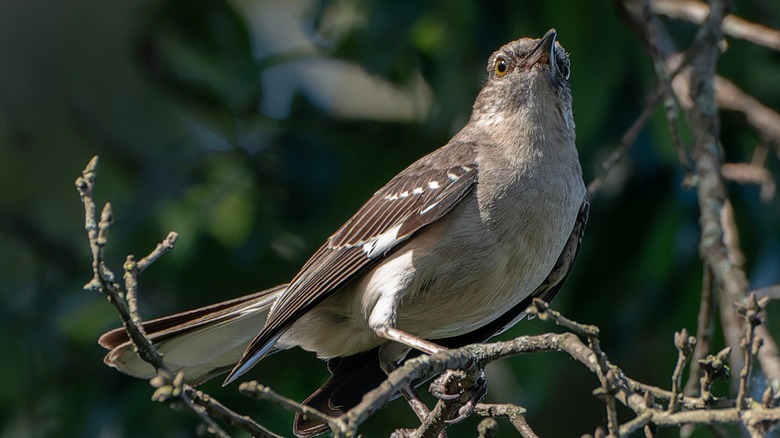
494 57 508 77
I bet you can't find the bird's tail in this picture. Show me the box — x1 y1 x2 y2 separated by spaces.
98 284 286 385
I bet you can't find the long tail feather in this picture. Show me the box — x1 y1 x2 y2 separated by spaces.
99 284 286 385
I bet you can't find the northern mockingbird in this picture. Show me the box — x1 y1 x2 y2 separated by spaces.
100 29 588 436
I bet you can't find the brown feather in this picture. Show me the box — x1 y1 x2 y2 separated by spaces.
230 141 479 378
99 285 286 350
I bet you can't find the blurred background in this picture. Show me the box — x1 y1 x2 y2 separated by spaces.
1 0 779 436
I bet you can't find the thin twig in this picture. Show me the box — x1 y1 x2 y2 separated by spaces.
604 388 621 437
239 381 347 435
76 157 166 372
753 286 780 302
137 231 179 273
627 404 780 429
179 395 231 438
721 163 776 201
698 347 732 404
651 0 780 51
530 298 599 337
669 329 696 413
642 0 694 175
533 299 622 435
736 294 765 410
684 267 715 398
151 373 230 438
473 404 537 438
77 157 277 438
715 75 780 150
587 89 662 198
184 385 283 438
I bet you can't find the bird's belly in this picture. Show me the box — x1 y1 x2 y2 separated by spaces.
394 231 554 338
384 191 577 339
396 263 528 339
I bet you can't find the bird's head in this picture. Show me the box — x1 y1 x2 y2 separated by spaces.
471 29 574 131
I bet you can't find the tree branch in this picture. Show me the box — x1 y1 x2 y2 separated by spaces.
77 156 278 438
651 0 780 51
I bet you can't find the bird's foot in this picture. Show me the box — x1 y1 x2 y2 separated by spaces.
429 369 487 423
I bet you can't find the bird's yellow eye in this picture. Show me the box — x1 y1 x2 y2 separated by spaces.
494 57 508 77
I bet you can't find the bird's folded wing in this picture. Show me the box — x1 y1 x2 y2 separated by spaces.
232 141 480 374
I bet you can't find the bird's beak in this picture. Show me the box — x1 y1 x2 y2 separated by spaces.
524 28 558 74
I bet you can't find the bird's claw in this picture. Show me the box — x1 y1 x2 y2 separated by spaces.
429 369 488 423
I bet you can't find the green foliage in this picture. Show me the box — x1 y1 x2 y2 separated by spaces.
1 0 779 436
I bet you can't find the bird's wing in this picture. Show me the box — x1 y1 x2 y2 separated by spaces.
225 141 479 383
530 198 590 305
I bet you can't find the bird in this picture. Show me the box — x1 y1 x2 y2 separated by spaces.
99 28 588 437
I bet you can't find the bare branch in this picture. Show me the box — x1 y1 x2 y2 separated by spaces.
587 89 661 198
721 163 776 202
715 76 780 149
77 157 281 438
641 0 694 175
185 386 282 438
735 294 768 410
670 329 697 412
76 156 166 372
698 347 732 403
239 381 348 436
635 404 780 429
683 0 752 390
652 0 780 51
753 286 780 302
474 404 538 438
137 231 179 273
530 298 599 337
684 267 715 399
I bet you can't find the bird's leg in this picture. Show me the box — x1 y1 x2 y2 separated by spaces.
369 293 447 355
374 326 445 355
371 296 454 423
